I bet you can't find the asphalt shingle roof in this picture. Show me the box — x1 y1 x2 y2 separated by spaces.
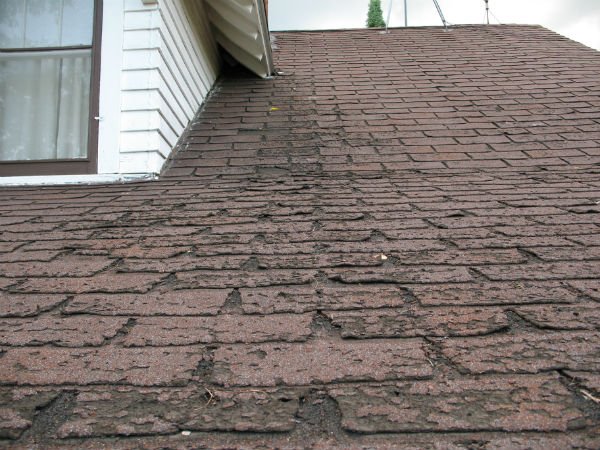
1 25 599 448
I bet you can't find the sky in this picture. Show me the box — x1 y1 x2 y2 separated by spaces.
269 0 600 51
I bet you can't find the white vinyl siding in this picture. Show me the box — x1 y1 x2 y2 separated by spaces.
119 0 219 174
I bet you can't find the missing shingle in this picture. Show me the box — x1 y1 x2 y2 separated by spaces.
221 289 242 314
557 370 600 420
313 270 330 289
23 391 77 444
440 238 459 249
504 310 541 333
153 273 178 289
467 267 489 282
423 338 466 376
108 318 138 344
310 311 341 339
292 390 343 440
381 254 399 267
369 230 387 242
313 242 329 254
241 256 261 271
311 221 323 232
193 356 215 382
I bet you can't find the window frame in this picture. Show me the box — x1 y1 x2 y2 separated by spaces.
0 0 103 177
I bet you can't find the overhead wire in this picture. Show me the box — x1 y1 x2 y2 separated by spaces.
489 9 502 24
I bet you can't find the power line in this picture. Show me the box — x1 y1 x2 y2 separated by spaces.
490 9 502 24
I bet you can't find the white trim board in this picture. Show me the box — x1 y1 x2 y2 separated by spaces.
0 173 156 187
97 0 126 174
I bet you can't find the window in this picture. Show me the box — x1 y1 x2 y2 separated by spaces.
0 0 101 176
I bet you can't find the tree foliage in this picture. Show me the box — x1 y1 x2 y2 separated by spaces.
366 0 386 28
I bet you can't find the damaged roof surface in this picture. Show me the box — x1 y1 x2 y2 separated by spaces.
1 25 600 448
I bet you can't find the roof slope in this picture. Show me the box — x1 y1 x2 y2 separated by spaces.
1 25 600 448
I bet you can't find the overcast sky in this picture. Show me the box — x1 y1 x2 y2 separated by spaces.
269 0 600 51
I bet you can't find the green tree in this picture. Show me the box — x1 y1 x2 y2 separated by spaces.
366 0 386 28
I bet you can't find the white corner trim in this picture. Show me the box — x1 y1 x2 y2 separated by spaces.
97 0 125 174
0 173 157 187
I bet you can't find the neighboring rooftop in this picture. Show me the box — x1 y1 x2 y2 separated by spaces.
1 25 599 448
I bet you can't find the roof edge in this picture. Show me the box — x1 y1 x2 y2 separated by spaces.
269 23 547 33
